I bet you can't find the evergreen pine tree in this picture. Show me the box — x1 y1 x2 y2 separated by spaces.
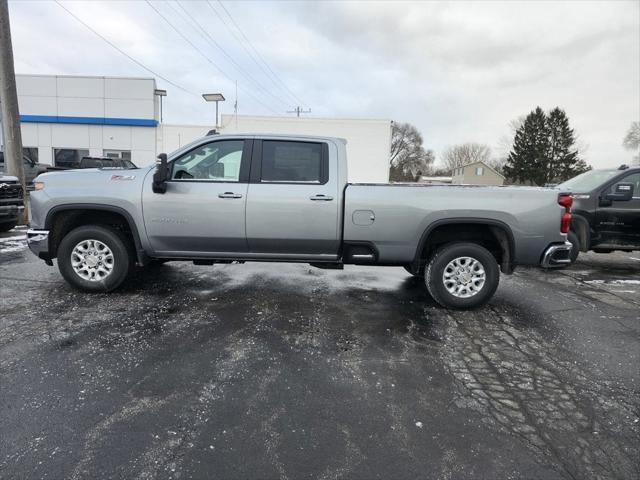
504 106 590 185
547 107 589 182
503 107 549 185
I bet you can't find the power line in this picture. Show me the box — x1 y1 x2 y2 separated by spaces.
171 1 290 109
204 0 299 106
53 0 197 97
144 0 280 114
214 0 308 108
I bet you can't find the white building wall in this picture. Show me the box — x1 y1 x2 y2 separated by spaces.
7 75 393 177
157 124 213 157
10 74 159 167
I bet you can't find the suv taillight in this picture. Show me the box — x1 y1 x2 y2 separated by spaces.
558 194 573 233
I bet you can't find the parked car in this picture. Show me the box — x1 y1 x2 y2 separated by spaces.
56 156 138 170
26 134 573 309
0 152 48 185
557 164 640 263
0 175 24 232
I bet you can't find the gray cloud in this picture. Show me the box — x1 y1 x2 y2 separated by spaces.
8 0 640 168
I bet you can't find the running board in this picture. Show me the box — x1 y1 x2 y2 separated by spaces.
309 262 344 270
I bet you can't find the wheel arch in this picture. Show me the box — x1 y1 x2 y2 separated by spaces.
570 214 590 251
411 218 516 274
45 204 146 264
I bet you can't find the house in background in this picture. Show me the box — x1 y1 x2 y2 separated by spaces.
451 161 505 186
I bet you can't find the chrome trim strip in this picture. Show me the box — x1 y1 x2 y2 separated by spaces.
541 241 572 268
26 229 50 257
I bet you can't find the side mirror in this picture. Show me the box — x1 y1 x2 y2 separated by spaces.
604 182 634 202
152 153 169 194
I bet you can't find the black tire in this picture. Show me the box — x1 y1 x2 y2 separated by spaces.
567 231 580 264
425 242 500 309
0 220 18 233
57 225 133 292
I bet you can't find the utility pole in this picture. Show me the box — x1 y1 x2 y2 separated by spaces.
0 0 26 221
287 106 311 118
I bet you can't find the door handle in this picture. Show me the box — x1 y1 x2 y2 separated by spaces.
218 192 243 199
310 194 333 201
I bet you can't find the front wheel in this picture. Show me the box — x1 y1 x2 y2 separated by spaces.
57 225 133 292
425 242 500 309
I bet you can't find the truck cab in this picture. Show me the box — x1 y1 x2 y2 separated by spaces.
559 165 640 261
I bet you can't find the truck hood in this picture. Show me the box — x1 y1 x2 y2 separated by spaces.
35 166 152 183
0 174 19 182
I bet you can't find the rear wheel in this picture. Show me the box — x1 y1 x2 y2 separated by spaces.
425 242 500 309
57 225 133 292
567 231 580 264
0 220 18 232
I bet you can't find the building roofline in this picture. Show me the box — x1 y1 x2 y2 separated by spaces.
462 160 505 178
220 114 392 124
16 73 156 82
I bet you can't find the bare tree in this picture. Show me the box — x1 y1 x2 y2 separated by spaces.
496 116 525 161
389 122 434 181
624 121 640 165
442 143 492 172
623 121 640 150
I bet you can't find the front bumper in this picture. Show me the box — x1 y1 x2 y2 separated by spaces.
27 229 50 259
0 204 24 219
541 241 572 268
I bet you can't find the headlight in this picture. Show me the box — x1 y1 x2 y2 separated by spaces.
34 181 45 190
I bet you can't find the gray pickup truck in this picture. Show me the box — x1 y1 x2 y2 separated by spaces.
27 134 572 308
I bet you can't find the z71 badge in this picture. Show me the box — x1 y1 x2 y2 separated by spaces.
110 175 136 181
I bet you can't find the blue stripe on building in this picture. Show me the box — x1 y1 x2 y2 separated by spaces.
20 115 158 127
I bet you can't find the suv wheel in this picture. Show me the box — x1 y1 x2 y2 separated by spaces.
57 225 133 292
425 242 499 309
567 231 580 264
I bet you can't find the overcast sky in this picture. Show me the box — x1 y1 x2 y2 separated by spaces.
8 0 640 168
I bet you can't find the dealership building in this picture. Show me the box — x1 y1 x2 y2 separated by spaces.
2 74 392 182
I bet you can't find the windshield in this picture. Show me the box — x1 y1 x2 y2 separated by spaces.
557 169 621 192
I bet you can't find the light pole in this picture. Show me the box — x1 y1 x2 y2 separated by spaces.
154 89 167 123
202 93 225 129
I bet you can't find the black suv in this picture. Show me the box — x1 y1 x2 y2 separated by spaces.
558 165 640 262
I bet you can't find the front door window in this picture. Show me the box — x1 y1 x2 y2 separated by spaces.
172 140 244 181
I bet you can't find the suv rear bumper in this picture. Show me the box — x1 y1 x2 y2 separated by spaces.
541 241 572 268
27 229 50 258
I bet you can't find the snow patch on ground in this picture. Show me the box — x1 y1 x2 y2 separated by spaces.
585 279 640 286
0 234 27 254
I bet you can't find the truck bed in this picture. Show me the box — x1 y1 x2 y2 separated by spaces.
343 183 566 266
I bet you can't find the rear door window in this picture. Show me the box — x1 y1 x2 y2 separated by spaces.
260 141 323 183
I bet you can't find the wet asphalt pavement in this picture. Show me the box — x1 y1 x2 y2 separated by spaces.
1 228 639 480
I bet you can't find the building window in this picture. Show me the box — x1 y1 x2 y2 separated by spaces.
23 147 39 163
104 150 132 161
261 141 324 183
476 167 484 176
54 148 90 168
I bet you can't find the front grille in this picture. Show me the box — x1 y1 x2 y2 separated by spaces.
0 184 23 199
